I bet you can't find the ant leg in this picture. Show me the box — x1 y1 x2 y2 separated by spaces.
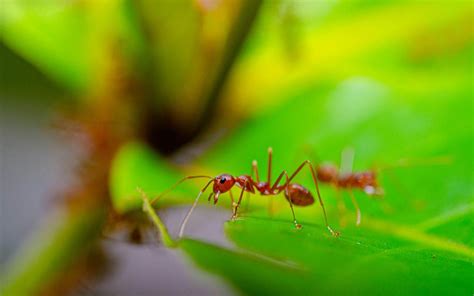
252 160 260 183
265 148 276 217
244 191 251 213
267 169 287 217
245 160 259 212
335 187 347 227
137 187 176 248
288 160 339 237
232 181 249 220
283 171 301 229
268 170 302 228
207 192 214 202
229 189 235 204
267 147 273 185
266 170 290 217
348 189 361 226
301 143 324 166
178 179 214 238
229 190 237 213
150 175 213 206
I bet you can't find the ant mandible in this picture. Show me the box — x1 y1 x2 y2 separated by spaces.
148 147 339 238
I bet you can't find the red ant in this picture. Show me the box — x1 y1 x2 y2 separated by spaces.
315 148 383 227
314 147 451 226
147 147 339 238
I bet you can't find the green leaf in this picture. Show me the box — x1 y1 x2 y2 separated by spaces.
110 141 207 213
1 1 91 92
178 215 472 295
1 206 106 296
180 238 308 295
136 0 200 104
221 218 473 294
0 0 149 95
178 56 473 294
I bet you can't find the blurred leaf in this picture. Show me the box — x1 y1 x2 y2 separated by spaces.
0 1 91 92
223 0 472 117
0 0 150 96
7 1 468 294
1 206 105 296
134 0 262 133
110 142 207 213
137 0 200 104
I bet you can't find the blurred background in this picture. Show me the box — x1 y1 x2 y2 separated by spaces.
1 0 473 295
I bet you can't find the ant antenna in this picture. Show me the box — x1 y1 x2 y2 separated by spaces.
348 190 361 226
178 179 214 238
150 175 213 206
374 155 453 171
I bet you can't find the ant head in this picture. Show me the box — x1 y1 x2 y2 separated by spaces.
316 164 338 183
364 185 385 197
359 172 384 197
212 174 235 204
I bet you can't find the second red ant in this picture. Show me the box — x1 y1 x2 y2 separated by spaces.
144 147 339 238
314 147 451 226
315 148 384 227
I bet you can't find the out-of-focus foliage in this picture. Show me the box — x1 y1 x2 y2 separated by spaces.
110 142 201 212
2 0 95 93
1 0 154 94
108 1 473 294
1 0 472 295
1 206 106 295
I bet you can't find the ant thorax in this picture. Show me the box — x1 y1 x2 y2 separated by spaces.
235 175 255 192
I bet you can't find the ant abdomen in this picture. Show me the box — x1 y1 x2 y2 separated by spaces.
284 183 315 206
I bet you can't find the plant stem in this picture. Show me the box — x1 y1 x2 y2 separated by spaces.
140 192 177 248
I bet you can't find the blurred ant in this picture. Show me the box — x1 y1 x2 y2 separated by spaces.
313 147 452 226
315 148 382 227
143 147 339 238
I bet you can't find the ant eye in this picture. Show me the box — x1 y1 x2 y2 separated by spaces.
214 174 234 193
